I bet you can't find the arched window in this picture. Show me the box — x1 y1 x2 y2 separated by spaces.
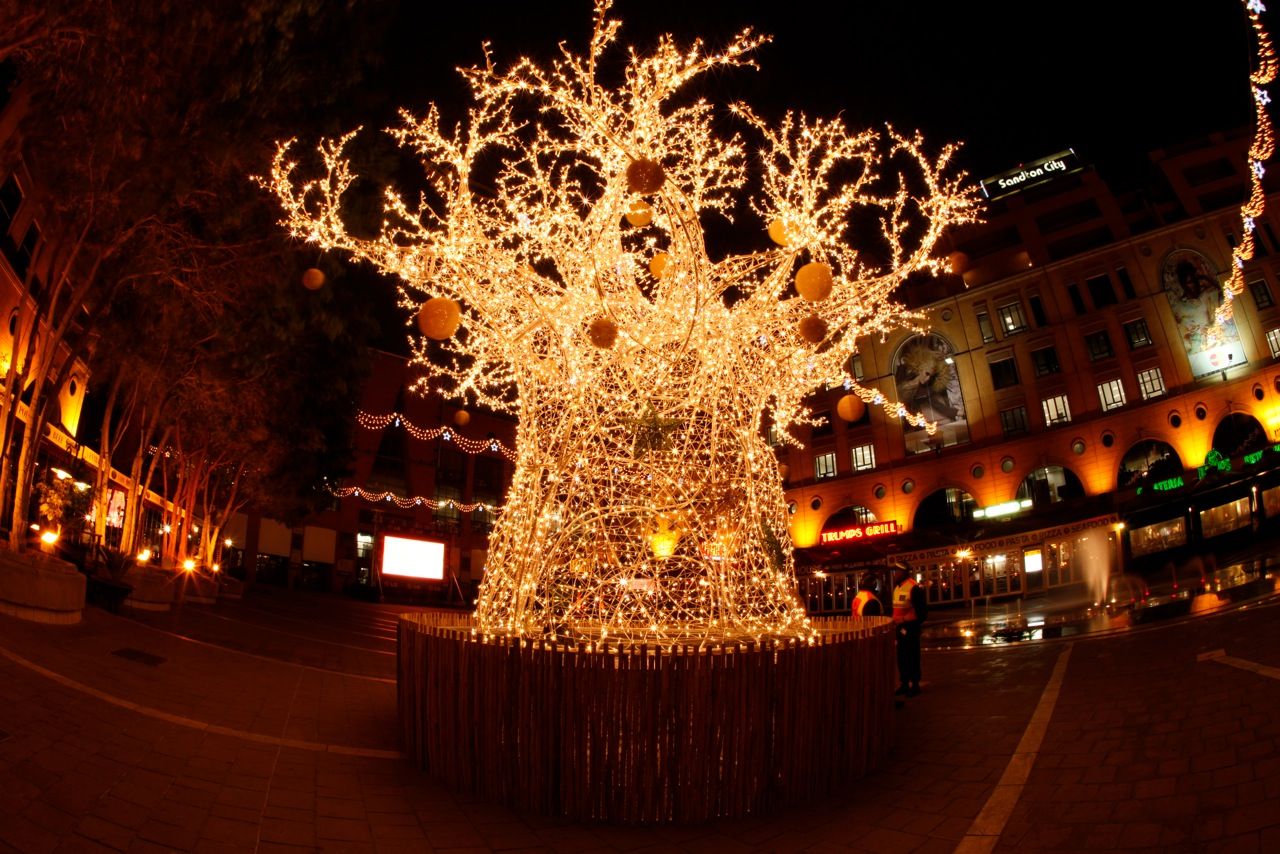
1118 440 1183 490
913 487 976 528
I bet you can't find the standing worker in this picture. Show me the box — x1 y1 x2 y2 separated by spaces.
892 563 928 696
852 573 883 616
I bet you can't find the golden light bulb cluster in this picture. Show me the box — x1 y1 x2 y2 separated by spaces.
1215 0 1275 336
269 1 976 643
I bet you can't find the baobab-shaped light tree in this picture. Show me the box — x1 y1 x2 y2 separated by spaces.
270 1 977 644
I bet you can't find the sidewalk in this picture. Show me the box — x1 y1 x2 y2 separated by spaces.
0 585 1277 851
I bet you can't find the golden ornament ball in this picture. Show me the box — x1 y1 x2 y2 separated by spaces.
649 252 671 279
795 261 834 302
453 410 471 427
588 316 618 349
948 251 970 275
626 158 665 194
417 296 462 340
836 393 866 423
301 268 326 290
778 463 790 480
767 219 794 247
625 199 653 227
797 314 828 344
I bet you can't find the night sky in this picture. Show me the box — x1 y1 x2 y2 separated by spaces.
354 1 1273 188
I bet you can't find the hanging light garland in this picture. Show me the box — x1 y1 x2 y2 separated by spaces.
1216 0 1276 334
268 1 977 644
327 483 498 513
356 411 518 461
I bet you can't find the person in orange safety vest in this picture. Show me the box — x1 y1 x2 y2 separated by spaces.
892 564 928 697
852 574 883 617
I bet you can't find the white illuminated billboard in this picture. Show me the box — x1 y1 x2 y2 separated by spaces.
381 536 445 580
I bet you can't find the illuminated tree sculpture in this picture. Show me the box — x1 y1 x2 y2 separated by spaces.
270 2 977 645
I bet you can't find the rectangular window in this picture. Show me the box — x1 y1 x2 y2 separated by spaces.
767 424 782 446
1028 294 1048 327
814 452 837 480
849 353 864 381
356 533 374 559
7 221 38 283
0 174 21 238
851 443 876 472
1137 366 1166 400
1066 283 1086 315
1085 330 1114 361
1086 273 1117 308
1249 276 1275 310
989 357 1020 390
999 405 1030 438
812 412 834 439
434 484 462 522
1267 328 1280 358
976 310 996 343
1115 266 1137 300
1097 378 1127 411
1031 346 1061 377
1042 394 1072 426
997 301 1028 335
1124 318 1153 349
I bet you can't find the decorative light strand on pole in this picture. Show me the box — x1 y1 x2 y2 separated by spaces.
269 1 977 643
1217 0 1276 333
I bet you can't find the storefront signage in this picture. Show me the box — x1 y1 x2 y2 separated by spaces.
980 150 1083 200
1197 448 1233 480
897 514 1118 563
1152 476 1184 492
820 520 899 545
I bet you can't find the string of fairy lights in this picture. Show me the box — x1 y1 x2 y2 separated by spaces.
269 1 978 643
355 411 517 461
1216 0 1276 335
326 484 498 513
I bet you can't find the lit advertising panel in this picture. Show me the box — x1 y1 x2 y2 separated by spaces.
381 535 445 580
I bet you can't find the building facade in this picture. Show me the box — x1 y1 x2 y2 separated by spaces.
226 350 516 599
782 131 1280 609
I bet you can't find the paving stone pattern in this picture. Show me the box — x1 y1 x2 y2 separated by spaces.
0 585 1276 852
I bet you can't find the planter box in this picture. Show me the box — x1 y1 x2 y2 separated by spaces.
0 549 86 625
122 569 176 613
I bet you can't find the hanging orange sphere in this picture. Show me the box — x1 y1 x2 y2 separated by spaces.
649 252 671 279
795 262 834 301
453 410 471 427
417 296 462 340
778 463 790 480
626 158 665 194
625 199 653 227
588 316 618 348
767 219 794 247
797 314 828 344
301 268 326 290
836 393 866 423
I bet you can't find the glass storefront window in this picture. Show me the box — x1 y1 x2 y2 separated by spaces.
1199 498 1251 539
1130 518 1187 557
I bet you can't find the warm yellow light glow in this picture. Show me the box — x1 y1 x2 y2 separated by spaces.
162 524 172 534
212 564 220 573
51 468 70 480
39 531 59 545
268 2 975 643
73 481 90 492
224 538 233 547
956 548 973 559
182 559 196 572
1214 1 1275 335
137 549 152 563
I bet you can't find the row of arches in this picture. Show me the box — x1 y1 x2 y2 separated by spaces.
820 412 1269 532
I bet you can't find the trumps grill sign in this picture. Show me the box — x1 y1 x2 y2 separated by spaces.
820 520 899 545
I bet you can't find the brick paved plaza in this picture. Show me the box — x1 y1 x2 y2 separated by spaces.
0 586 1278 853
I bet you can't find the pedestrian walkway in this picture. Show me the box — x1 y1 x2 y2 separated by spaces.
0 585 1277 852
